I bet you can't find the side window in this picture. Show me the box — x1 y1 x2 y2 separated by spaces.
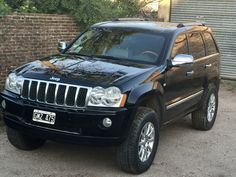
203 32 218 55
171 34 188 58
187 33 205 59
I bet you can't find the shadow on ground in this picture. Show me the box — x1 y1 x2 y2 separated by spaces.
0 83 236 177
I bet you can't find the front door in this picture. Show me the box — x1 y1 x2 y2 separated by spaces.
164 32 205 121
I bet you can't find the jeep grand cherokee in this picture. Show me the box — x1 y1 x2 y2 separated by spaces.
0 19 220 174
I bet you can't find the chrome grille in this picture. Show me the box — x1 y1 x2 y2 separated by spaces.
21 79 91 108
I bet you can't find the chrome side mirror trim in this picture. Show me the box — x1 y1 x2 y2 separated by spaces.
171 54 194 66
58 41 67 52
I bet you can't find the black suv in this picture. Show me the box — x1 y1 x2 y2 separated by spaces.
0 19 220 174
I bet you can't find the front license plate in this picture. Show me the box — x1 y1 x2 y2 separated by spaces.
32 109 56 125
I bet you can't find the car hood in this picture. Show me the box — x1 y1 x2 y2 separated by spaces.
15 54 160 88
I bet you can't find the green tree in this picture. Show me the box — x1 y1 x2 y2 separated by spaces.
68 0 146 28
18 0 37 12
3 0 158 28
0 0 11 16
29 0 144 28
32 0 68 14
114 0 142 17
72 0 114 27
4 0 24 10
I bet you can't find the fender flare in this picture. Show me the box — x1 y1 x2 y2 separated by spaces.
127 81 164 106
126 81 165 123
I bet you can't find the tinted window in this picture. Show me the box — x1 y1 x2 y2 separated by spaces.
188 33 205 59
66 29 166 64
171 34 188 58
203 32 218 55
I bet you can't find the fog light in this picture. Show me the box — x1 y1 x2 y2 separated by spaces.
102 118 112 128
1 100 6 109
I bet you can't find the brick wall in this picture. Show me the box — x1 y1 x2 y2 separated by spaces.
0 13 80 89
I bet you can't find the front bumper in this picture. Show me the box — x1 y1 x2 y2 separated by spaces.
0 90 135 145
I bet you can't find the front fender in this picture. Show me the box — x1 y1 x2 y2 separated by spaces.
127 81 164 106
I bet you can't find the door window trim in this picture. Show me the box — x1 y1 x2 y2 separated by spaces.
170 33 189 59
186 32 206 60
201 32 219 56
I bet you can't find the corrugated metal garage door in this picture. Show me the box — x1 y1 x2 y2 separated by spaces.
171 0 236 79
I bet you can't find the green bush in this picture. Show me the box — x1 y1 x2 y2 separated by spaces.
0 0 11 16
31 0 145 28
3 0 156 28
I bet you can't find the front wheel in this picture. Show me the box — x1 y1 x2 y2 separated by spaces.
117 107 160 174
192 84 218 130
6 126 46 150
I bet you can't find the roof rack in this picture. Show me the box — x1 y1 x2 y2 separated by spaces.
177 22 205 28
114 18 149 22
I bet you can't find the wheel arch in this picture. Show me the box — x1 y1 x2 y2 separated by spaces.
127 81 165 123
204 76 220 91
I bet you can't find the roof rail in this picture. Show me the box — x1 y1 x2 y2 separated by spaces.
114 18 149 22
177 22 205 28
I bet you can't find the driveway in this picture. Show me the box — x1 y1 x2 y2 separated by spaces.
0 84 235 177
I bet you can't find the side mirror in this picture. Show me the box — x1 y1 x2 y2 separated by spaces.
171 54 194 67
58 41 67 53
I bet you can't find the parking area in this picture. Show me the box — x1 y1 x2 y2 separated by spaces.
0 83 235 177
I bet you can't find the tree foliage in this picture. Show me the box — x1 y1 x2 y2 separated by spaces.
0 0 11 16
3 0 158 28
4 0 24 10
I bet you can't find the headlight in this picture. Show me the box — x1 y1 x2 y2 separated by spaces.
89 87 105 105
88 86 126 107
5 73 24 95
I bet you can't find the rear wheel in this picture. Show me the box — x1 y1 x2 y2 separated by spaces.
192 84 218 130
6 126 45 150
117 107 160 174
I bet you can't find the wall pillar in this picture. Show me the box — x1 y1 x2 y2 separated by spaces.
158 0 171 22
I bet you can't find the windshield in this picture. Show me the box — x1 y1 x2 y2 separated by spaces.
66 28 166 64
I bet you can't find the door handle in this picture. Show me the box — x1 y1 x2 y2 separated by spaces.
205 64 212 68
186 70 194 76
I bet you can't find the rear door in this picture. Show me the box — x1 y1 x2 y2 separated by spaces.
202 32 221 82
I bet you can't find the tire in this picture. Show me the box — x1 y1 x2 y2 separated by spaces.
117 107 160 174
192 84 218 130
6 126 46 150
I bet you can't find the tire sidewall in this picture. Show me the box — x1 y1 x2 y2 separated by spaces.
133 111 159 173
204 86 218 129
6 126 45 150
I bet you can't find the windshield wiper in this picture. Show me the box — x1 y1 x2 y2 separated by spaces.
93 55 121 61
65 52 91 59
66 53 126 62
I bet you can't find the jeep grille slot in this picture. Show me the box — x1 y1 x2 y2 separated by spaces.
56 85 66 105
77 88 88 107
46 84 56 103
38 82 46 102
66 86 77 106
21 79 91 108
29 81 38 100
22 80 30 98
